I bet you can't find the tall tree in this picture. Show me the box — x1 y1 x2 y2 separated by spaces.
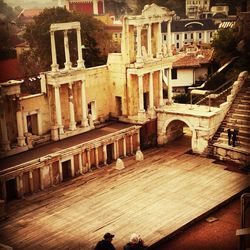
21 7 111 74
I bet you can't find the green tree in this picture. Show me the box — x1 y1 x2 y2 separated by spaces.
211 28 239 65
21 7 110 74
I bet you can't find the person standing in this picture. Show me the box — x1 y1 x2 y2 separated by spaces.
227 128 232 146
232 129 238 147
94 232 116 250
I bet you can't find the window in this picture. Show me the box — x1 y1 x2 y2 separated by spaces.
185 33 187 40
191 33 193 39
163 35 167 41
171 68 177 80
199 33 202 39
210 32 213 38
176 42 179 49
176 34 179 40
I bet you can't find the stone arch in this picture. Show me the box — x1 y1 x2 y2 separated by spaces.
158 117 195 151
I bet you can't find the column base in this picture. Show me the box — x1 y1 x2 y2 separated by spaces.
138 110 146 122
51 63 59 72
1 141 11 151
77 60 85 69
51 126 59 141
147 107 156 118
64 62 72 70
157 52 163 59
81 118 89 128
17 136 26 147
135 57 144 68
69 122 76 131
58 125 64 135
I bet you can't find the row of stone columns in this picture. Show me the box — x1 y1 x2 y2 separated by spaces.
0 131 140 200
53 79 89 139
136 69 165 118
50 27 85 72
135 20 172 65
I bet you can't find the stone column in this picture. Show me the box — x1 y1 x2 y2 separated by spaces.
50 31 59 71
137 132 140 149
136 25 143 66
40 167 44 191
29 171 34 193
123 137 127 157
159 70 164 107
54 86 64 135
0 104 10 151
168 68 173 103
71 157 75 177
59 161 63 182
167 21 172 56
138 74 144 111
148 71 155 117
130 134 134 155
49 165 53 186
103 144 107 165
113 141 117 160
157 22 163 58
68 82 76 131
79 153 83 174
63 30 72 70
17 174 23 198
147 23 152 58
16 96 26 147
81 79 89 127
95 147 99 168
86 149 91 171
204 31 208 44
76 27 85 69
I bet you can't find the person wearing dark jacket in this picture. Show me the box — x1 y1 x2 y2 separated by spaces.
94 232 116 250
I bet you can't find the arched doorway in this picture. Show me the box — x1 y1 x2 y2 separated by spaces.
164 120 192 151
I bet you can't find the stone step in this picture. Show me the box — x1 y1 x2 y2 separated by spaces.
223 123 250 133
229 109 250 115
241 99 250 105
216 137 250 149
227 118 250 127
220 132 250 142
232 113 250 121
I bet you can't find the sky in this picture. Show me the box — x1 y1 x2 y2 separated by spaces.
5 0 64 8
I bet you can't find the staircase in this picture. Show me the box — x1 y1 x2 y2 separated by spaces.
211 78 250 165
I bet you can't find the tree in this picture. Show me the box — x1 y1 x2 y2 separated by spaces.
21 7 111 74
211 28 239 65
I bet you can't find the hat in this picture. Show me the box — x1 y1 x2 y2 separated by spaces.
104 232 115 240
129 233 140 244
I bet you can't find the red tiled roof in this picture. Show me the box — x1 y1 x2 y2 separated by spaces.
173 49 213 69
0 58 24 82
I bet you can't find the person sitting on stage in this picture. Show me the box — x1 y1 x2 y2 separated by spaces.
94 232 116 250
123 233 148 250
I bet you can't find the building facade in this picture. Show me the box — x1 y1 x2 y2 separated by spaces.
162 19 217 52
66 0 105 15
186 0 210 19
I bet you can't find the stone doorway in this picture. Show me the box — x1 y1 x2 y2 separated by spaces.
62 160 72 181
27 114 38 135
106 143 114 164
6 178 18 201
143 92 149 111
115 96 122 116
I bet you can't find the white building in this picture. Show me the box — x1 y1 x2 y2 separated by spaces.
186 0 210 19
162 19 218 53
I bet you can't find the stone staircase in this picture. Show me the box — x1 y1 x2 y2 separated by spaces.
211 79 250 165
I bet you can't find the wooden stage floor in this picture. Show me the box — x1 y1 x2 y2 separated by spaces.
0 135 249 250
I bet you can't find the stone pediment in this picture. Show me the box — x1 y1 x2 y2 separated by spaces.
141 3 171 18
